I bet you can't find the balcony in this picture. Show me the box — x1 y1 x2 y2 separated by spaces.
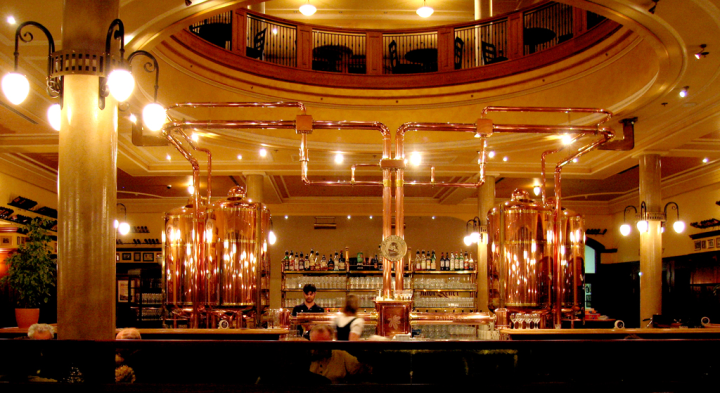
178 1 620 89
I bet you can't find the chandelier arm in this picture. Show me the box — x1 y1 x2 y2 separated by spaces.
127 50 160 102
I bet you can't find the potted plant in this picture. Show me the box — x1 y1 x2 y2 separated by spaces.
0 217 57 328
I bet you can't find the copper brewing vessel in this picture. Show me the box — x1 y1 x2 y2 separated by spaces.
487 189 552 313
557 208 585 311
206 186 270 310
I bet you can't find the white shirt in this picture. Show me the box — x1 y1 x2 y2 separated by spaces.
333 314 364 338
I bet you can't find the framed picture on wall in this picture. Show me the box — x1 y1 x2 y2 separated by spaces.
694 240 702 251
709 239 715 249
0 235 11 245
134 252 141 262
143 252 155 262
702 240 707 249
121 252 132 261
17 236 27 245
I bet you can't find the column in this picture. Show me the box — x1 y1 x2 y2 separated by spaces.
477 175 496 312
243 172 265 203
57 1 119 341
638 154 662 326
474 0 493 19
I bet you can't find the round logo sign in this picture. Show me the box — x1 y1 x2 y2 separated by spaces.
381 235 407 262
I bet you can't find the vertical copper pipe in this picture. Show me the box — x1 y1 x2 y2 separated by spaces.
553 166 563 329
394 129 405 292
174 130 213 202
254 205 263 327
382 129 393 298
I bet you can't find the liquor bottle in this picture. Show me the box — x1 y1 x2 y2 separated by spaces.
300 252 307 270
338 252 346 271
283 250 289 271
357 251 364 268
425 250 431 271
430 250 436 271
449 252 455 271
293 251 298 270
464 251 470 270
415 250 421 271
420 250 426 271
377 245 383 271
321 254 328 270
328 254 335 271
455 252 461 271
373 254 378 270
308 249 315 271
366 257 371 269
443 252 448 271
333 252 339 271
468 252 475 271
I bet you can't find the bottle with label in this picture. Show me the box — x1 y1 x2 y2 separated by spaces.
373 254 379 270
442 252 447 271
297 252 304 271
357 251 364 268
415 250 421 271
431 250 436 271
308 249 315 271
338 252 346 271
425 250 432 271
468 252 475 271
293 251 298 270
283 250 290 271
320 254 328 270
332 252 339 271
464 251 470 270
457 251 464 271
449 252 455 271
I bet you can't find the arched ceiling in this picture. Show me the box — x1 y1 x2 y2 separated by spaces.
1 0 720 215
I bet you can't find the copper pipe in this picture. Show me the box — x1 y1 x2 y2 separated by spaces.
394 128 405 293
539 133 588 205
492 124 611 134
167 101 306 112
165 120 297 131
481 106 613 126
173 129 213 202
397 122 477 134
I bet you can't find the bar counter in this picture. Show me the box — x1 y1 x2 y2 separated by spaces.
500 327 720 340
0 327 288 340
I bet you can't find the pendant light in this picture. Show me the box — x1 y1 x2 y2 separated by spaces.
299 1 317 16
417 1 434 18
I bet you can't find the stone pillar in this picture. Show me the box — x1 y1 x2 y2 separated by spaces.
477 175 496 312
57 0 119 341
638 154 662 326
244 172 265 203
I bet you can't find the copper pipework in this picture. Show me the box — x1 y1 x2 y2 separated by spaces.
167 101 307 112
481 106 613 126
173 129 213 202
600 117 636 150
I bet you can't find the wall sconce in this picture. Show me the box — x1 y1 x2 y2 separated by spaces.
620 205 637 236
636 201 649 233
1 19 164 132
268 218 277 245
695 44 709 59
663 202 685 233
464 217 482 246
115 203 130 236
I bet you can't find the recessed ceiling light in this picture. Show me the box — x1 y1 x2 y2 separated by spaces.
284 215 288 219
503 156 508 162
166 154 171 161
488 151 496 158
335 152 344 164
410 151 421 166
191 133 199 142
128 114 137 123
237 154 243 160
432 216 436 220
347 215 351 219
369 216 373 219
7 16 16 25
259 148 267 157
679 86 689 98
703 157 709 163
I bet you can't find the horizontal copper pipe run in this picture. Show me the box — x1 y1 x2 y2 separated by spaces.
540 133 590 205
167 101 307 112
482 106 613 125
492 124 611 134
164 120 297 130
397 122 477 134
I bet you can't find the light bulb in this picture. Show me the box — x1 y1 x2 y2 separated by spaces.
620 224 631 237
636 220 648 233
471 231 481 244
417 6 434 18
335 153 344 164
268 230 277 245
533 186 541 196
673 220 685 233
2 72 30 105
299 3 317 16
118 222 130 236
561 134 573 145
188 184 195 195
463 235 472 246
114 219 119 229
259 148 267 157
47 104 61 131
679 86 689 98
142 103 166 131
107 69 135 102
129 114 137 124
410 151 421 166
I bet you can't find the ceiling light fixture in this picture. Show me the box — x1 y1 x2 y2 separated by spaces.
488 151 496 158
416 0 434 18
695 44 709 59
299 1 317 16
410 151 421 166
7 16 16 25
679 86 689 98
116 203 130 236
533 186 541 196
259 148 267 157
649 0 659 14
703 158 709 163
237 154 243 160
335 152 344 164
502 156 508 162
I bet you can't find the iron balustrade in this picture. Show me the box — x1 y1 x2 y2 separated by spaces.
523 1 574 55
311 30 366 73
248 15 297 67
383 32 439 74
587 10 607 30
454 18 509 69
188 11 233 50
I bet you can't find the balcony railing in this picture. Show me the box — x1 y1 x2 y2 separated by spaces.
184 1 617 80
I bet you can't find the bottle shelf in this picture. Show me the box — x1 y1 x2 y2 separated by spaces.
413 270 477 274
414 289 477 292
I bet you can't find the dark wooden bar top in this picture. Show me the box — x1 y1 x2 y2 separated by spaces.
500 327 720 340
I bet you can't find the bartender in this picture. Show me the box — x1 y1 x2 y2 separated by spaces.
293 284 324 339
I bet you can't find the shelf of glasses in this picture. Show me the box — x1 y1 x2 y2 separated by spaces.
347 289 381 292
412 270 477 274
282 270 348 274
282 288 347 292
413 289 477 292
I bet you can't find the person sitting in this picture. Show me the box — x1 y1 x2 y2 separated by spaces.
334 295 364 341
308 325 366 384
115 328 142 383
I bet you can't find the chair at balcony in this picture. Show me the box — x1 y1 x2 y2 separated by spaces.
246 28 267 60
196 23 232 49
454 37 464 70
389 40 422 74
481 41 508 65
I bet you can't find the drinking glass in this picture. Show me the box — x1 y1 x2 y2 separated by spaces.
510 313 518 329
